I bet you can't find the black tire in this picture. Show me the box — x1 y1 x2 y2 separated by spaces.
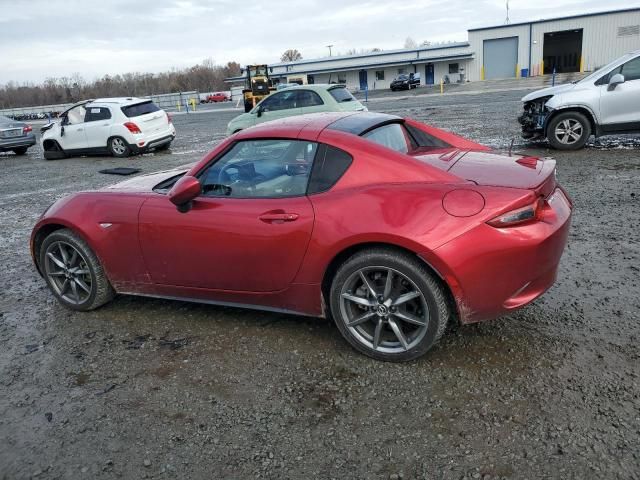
546 111 591 150
39 228 115 311
12 146 28 155
108 137 131 158
329 248 450 362
43 141 66 160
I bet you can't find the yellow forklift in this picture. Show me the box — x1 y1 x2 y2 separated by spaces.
242 65 276 113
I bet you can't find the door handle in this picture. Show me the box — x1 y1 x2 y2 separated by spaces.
259 212 299 223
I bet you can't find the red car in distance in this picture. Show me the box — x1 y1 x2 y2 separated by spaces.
31 112 572 361
204 92 230 103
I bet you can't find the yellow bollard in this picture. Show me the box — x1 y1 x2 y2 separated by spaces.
440 78 444 94
481 66 485 81
540 60 544 75
580 56 585 73
190 98 197 111
176 103 181 112
516 64 520 78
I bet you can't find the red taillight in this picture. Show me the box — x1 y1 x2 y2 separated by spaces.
167 113 172 124
124 122 141 134
23 125 32 134
487 198 544 228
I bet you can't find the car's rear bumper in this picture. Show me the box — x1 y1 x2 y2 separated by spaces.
424 188 573 324
0 133 36 151
128 125 176 153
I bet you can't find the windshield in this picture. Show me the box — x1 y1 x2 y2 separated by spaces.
396 75 409 80
578 52 637 84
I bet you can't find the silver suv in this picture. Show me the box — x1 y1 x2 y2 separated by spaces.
519 50 640 150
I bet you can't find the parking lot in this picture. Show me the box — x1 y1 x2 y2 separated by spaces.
1 88 639 479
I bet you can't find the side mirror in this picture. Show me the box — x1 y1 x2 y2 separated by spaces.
168 175 201 213
608 73 625 90
256 105 263 117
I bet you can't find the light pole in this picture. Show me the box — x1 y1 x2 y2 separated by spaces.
326 44 334 57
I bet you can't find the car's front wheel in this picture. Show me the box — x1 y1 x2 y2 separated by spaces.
109 137 131 157
39 228 115 311
547 111 591 150
330 248 450 362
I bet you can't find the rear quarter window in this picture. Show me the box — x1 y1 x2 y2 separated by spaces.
329 87 356 103
121 101 161 118
307 145 353 194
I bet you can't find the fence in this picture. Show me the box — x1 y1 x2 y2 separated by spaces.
0 91 200 118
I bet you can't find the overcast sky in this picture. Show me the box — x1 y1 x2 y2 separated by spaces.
0 0 635 84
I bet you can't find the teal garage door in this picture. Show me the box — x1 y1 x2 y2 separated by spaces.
483 37 518 79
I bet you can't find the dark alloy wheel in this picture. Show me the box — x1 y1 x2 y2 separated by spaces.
40 229 115 311
547 111 591 150
330 249 450 362
109 137 131 158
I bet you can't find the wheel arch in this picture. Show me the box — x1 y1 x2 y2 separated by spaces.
32 221 104 278
545 106 598 138
320 242 459 324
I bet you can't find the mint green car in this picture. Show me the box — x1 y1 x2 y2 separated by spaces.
226 84 367 135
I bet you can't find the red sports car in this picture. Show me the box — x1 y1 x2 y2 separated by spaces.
31 112 572 361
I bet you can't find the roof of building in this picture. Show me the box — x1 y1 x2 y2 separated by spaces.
268 42 470 68
468 7 640 32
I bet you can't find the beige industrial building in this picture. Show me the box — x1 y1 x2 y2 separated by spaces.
227 7 640 90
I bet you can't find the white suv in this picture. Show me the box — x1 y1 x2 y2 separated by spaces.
519 50 640 150
41 97 176 160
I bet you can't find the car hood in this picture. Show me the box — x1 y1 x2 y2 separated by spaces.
521 83 576 102
101 163 195 193
410 148 555 190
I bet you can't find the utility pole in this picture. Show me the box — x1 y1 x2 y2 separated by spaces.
326 44 334 57
504 0 510 24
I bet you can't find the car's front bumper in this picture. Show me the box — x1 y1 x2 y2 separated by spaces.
425 188 573 324
0 132 36 151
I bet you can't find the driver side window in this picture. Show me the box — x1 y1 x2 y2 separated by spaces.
260 91 298 112
199 139 318 198
66 105 86 125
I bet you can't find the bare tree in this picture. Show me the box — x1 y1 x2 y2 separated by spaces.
0 59 244 109
404 37 417 49
280 49 303 62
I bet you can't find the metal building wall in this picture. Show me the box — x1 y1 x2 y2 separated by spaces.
530 10 640 72
467 9 640 81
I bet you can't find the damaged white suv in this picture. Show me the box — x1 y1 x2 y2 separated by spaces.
41 98 176 159
519 50 640 150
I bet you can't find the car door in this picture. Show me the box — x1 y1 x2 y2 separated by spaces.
256 90 302 124
599 55 640 129
138 138 317 293
83 106 112 149
59 105 88 151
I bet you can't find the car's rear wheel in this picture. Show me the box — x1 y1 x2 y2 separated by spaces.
109 137 131 157
12 147 28 155
547 111 591 150
39 229 115 311
330 249 450 362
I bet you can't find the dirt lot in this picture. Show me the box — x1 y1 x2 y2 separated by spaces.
1 89 639 480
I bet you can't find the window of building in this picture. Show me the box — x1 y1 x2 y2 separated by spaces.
337 74 347 84
397 68 407 75
449 63 459 74
375 71 385 81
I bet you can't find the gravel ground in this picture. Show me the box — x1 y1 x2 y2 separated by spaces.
1 88 639 480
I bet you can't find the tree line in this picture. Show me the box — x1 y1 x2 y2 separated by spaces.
0 59 241 109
